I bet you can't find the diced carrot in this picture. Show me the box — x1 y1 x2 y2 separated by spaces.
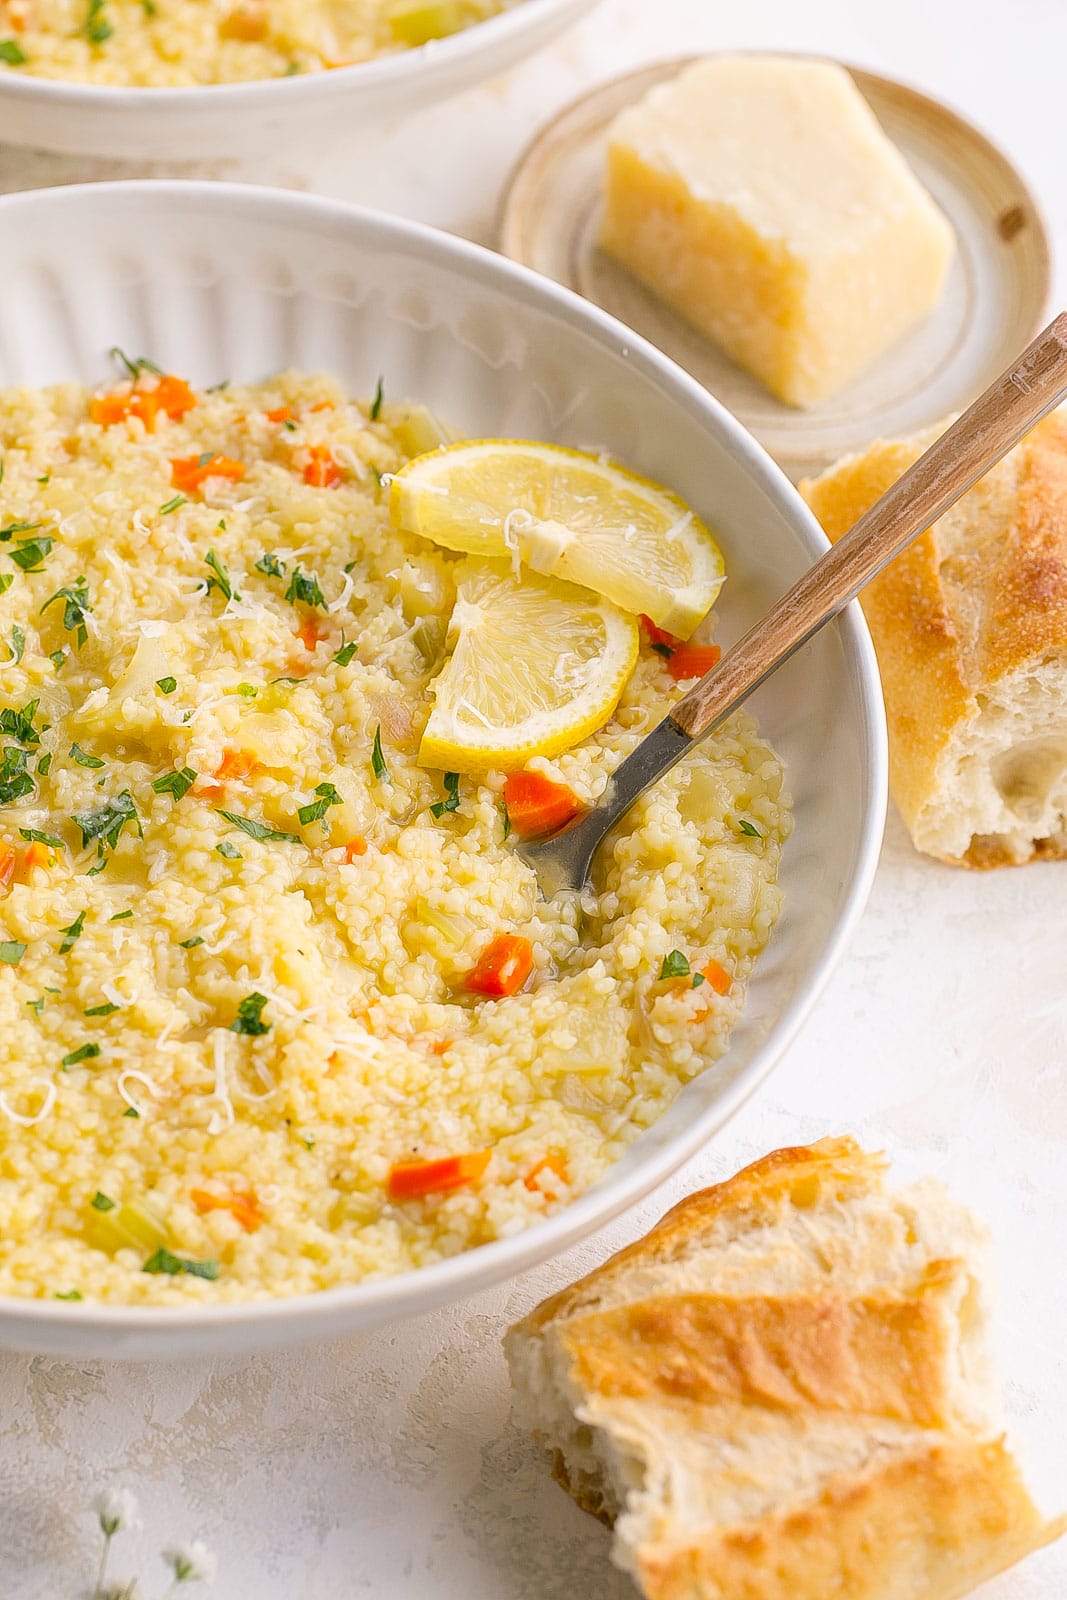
639 615 685 652
191 1187 263 1232
309 400 336 413
666 643 721 681
89 375 195 431
426 1038 453 1056
0 843 15 891
21 841 52 873
466 933 534 998
386 1150 491 1201
501 771 581 840
297 617 326 652
265 406 293 424
153 375 197 421
196 748 262 795
170 454 246 496
524 1153 568 1192
342 836 368 861
700 957 732 996
302 445 343 488
215 749 262 782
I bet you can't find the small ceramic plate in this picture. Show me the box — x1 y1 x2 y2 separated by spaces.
499 55 1052 481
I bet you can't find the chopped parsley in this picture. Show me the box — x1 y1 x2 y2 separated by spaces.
284 567 325 609
217 809 301 845
658 950 691 982
70 741 105 769
650 641 673 658
255 551 285 577
122 1106 139 1118
27 996 45 1013
1 699 42 745
9 535 53 572
62 1042 100 1068
84 1001 119 1017
110 347 160 379
54 1289 83 1301
0 941 26 966
37 751 52 775
230 991 271 1036
8 625 25 665
151 766 197 802
42 577 92 647
158 494 187 515
20 828 64 849
216 840 242 860
0 745 34 805
371 724 389 784
90 1190 115 1211
73 790 140 852
0 39 28 64
298 781 343 827
370 377 385 421
109 909 133 921
83 0 112 43
202 549 238 603
58 909 87 953
429 771 460 819
737 819 762 838
499 798 511 841
0 519 41 542
0 575 12 595
155 676 177 695
179 936 204 949
143 1248 219 1280
236 682 258 698
333 639 357 667
49 649 66 672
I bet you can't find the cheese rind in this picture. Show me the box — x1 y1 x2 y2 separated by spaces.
600 56 956 409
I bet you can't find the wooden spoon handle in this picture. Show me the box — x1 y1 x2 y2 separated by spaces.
671 311 1067 740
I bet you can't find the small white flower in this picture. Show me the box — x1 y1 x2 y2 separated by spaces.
93 1488 141 1538
163 1541 217 1585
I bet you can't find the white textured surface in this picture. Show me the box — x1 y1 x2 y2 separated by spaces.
2 1 1066 1595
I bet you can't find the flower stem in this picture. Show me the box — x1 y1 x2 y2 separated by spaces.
94 1530 112 1596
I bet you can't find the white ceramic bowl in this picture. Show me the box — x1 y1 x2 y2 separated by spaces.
0 0 600 161
0 181 886 1358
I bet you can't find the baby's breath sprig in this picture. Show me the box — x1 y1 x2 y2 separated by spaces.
88 1487 216 1599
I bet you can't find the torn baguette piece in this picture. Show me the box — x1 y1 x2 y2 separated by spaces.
801 413 1067 865
506 1137 1063 1600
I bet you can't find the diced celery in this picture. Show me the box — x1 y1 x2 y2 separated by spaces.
403 897 476 958
399 558 450 622
388 402 453 458
388 0 465 45
86 1197 169 1256
411 616 446 670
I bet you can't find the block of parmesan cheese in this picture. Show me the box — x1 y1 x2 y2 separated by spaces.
600 56 955 408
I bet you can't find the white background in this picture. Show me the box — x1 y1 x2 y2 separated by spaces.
2 2 1066 1596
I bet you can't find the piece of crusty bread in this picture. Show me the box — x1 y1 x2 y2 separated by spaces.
800 415 1067 867
506 1138 1063 1600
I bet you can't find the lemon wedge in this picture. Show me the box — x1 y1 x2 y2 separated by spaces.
389 440 725 639
419 560 639 772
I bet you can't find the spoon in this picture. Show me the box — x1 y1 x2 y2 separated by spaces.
519 311 1067 896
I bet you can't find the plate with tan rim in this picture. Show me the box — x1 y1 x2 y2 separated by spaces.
498 54 1053 483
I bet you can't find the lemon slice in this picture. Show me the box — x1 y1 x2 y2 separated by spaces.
419 560 639 772
389 440 725 639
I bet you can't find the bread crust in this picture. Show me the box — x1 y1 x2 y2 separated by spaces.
800 416 1067 868
561 1261 967 1428
635 1438 1062 1600
507 1138 1064 1600
522 1137 884 1334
